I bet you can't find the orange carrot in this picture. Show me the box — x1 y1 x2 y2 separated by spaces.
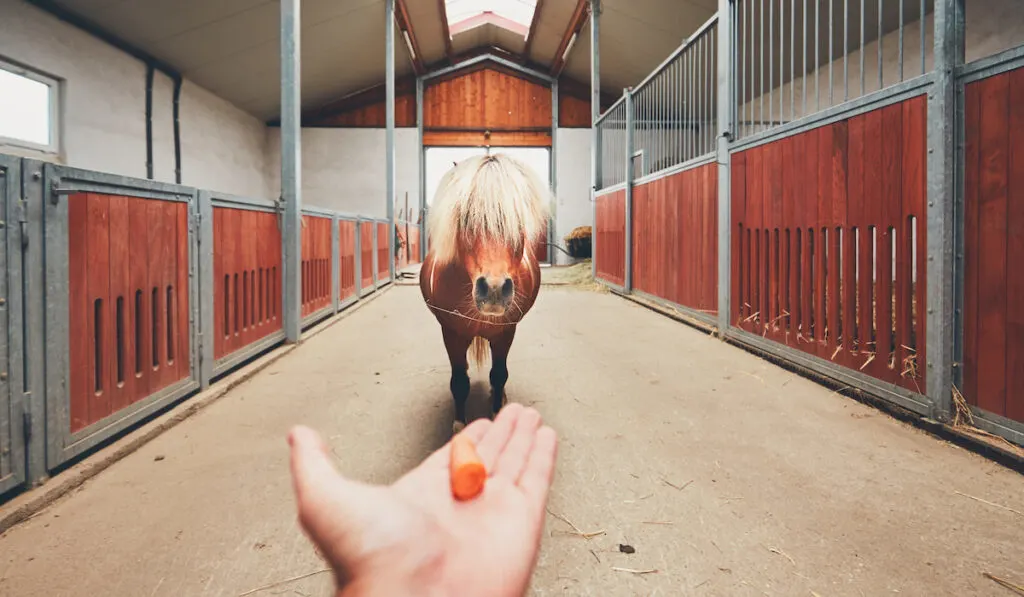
450 434 486 501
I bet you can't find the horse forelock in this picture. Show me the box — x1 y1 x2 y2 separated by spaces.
427 153 550 266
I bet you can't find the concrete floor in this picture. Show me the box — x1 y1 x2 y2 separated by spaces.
0 284 1022 597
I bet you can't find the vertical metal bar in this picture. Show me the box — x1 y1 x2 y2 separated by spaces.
590 0 600 279
676 56 681 166
829 0 834 105
899 0 905 81
145 65 154 180
925 0 963 421
844 0 849 101
718 0 733 334
551 79 558 264
816 0 821 110
385 0 396 282
625 90 634 292
790 0 795 120
920 0 926 75
877 0 883 90
769 0 774 126
699 37 704 156
416 77 426 262
760 0 765 130
280 0 302 343
779 0 784 123
860 0 865 96
741 0 747 138
802 0 807 116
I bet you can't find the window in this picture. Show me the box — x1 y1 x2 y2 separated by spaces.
445 0 536 38
0 59 59 153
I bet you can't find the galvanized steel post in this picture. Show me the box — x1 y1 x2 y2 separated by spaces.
590 0 600 278
926 0 964 421
280 0 302 343
416 76 426 262
717 3 732 334
551 78 559 264
624 88 634 292
385 0 397 281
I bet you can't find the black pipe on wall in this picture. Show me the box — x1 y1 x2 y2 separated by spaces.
145 64 154 180
173 75 182 184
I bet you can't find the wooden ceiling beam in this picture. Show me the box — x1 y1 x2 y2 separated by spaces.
395 0 426 76
438 0 455 63
549 0 588 78
521 0 546 62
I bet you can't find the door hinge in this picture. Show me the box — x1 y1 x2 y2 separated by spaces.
18 200 28 249
22 404 32 443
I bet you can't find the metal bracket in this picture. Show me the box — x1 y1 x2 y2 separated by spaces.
18 200 28 249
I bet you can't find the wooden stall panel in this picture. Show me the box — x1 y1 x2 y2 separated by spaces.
339 220 358 301
631 164 718 313
962 67 1024 424
730 96 927 393
212 207 282 362
595 190 626 286
68 194 191 433
377 222 389 281
360 221 375 289
301 215 332 317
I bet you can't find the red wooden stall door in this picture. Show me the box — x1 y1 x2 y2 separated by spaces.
962 67 1024 424
360 222 375 288
595 190 626 286
69 194 191 433
730 96 927 393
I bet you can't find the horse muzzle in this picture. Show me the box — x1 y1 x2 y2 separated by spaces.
474 275 514 315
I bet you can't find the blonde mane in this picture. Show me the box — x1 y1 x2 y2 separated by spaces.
427 153 552 265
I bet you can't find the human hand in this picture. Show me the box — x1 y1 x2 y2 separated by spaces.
287 403 558 597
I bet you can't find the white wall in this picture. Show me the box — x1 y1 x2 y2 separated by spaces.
266 127 420 219
0 0 273 198
555 128 593 265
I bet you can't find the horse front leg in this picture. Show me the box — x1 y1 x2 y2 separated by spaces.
488 327 516 417
441 325 473 432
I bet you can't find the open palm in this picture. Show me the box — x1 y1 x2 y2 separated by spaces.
288 403 558 597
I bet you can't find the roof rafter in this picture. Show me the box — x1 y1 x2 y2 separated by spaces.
521 0 545 63
549 0 588 78
438 0 455 63
394 0 426 75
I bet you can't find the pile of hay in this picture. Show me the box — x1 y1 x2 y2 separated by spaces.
564 226 592 259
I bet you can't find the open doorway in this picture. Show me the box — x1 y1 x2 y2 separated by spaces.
424 145 552 263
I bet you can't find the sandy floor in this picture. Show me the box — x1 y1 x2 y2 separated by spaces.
0 284 1021 597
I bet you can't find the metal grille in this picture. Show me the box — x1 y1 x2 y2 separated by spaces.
595 98 628 190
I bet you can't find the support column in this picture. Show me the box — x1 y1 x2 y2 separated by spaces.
550 79 559 264
280 0 302 343
624 89 634 292
385 0 396 281
926 0 965 420
417 76 426 262
589 0 601 278
716 0 734 335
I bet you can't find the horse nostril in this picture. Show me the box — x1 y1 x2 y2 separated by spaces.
501 278 514 299
474 277 489 300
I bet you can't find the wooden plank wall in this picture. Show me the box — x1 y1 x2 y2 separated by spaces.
962 66 1024 424
377 222 389 280
595 190 627 286
301 216 332 317
360 222 375 288
69 194 190 433
632 164 718 313
339 220 358 302
730 96 928 393
213 208 283 363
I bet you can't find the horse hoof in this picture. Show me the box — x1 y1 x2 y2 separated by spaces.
452 420 466 435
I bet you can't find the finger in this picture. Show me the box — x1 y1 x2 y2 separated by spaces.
288 425 341 507
493 407 542 482
516 425 558 515
419 417 492 471
475 402 524 471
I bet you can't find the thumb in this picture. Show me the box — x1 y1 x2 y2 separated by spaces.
288 425 377 573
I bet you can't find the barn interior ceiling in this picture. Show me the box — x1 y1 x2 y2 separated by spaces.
32 0 718 120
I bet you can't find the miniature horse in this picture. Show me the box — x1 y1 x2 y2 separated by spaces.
420 154 551 432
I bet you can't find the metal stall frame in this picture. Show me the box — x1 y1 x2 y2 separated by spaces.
950 44 1024 447
0 154 27 493
198 191 286 389
590 0 601 279
40 164 201 469
338 214 363 309
300 206 337 330
375 218 391 289
360 217 378 297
